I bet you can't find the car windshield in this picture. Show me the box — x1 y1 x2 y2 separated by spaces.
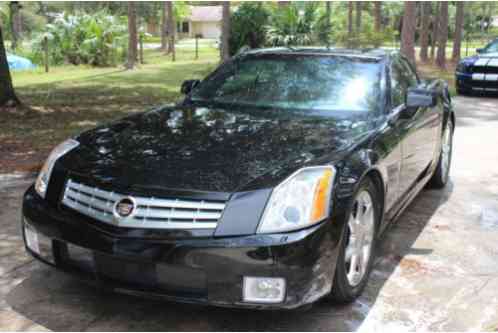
483 40 498 53
190 54 383 117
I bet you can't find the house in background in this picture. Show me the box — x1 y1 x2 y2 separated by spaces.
491 16 498 28
177 6 222 39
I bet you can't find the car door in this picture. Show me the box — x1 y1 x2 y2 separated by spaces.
399 57 441 174
392 56 439 196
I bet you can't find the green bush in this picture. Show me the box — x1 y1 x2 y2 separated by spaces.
266 3 318 47
327 7 397 49
229 3 269 55
31 11 128 67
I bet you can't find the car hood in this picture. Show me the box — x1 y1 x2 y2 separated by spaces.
478 52 498 58
461 53 498 65
65 104 372 193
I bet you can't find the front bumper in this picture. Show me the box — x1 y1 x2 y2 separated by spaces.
456 72 498 92
22 185 342 309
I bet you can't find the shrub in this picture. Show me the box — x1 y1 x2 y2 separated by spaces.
229 3 269 55
266 3 319 47
31 11 128 67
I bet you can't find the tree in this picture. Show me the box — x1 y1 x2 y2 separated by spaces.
9 1 22 50
355 1 362 33
430 2 439 60
452 2 465 63
126 2 137 69
166 1 175 56
0 25 19 106
326 2 332 29
326 2 331 47
374 2 381 32
221 1 230 61
436 1 448 69
419 2 430 62
401 1 416 65
161 2 167 51
347 1 353 41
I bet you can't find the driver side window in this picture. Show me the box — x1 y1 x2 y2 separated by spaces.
390 59 406 108
390 57 418 108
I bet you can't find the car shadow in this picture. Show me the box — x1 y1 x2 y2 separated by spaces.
6 182 453 331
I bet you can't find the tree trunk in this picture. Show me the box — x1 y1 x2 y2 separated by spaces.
126 2 137 70
348 2 353 39
374 2 382 32
436 2 449 69
419 2 430 62
326 2 332 25
221 1 230 61
9 2 22 50
355 1 362 33
161 2 168 51
325 2 331 47
452 2 465 63
430 2 439 60
0 25 19 106
166 1 175 55
401 1 416 65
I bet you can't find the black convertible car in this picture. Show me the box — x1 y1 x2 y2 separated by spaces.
22 48 454 309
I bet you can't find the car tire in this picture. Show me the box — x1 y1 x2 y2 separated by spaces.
428 119 454 189
328 177 380 303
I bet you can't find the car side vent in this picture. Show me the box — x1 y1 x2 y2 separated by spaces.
61 179 225 230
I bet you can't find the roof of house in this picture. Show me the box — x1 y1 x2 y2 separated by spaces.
189 6 222 22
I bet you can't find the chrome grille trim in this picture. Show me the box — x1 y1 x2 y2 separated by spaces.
62 179 225 229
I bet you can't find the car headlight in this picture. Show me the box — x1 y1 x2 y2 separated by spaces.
456 62 469 73
257 166 336 234
35 139 79 198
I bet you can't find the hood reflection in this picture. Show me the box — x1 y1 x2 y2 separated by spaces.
70 105 372 193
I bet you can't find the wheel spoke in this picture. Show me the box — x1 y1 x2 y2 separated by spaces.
348 214 357 234
441 123 452 179
348 254 359 280
345 246 354 261
361 245 371 275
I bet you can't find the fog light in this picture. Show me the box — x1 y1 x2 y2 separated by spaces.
23 221 54 264
24 223 39 254
242 277 286 303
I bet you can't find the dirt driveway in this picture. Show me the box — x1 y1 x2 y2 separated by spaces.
1 96 498 331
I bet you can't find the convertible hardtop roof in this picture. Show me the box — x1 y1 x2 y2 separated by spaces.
240 47 393 61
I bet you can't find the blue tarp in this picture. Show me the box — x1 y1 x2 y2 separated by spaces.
7 53 36 71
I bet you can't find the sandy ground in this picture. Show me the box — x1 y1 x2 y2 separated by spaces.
0 96 497 331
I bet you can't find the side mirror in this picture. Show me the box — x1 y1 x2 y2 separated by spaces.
406 87 438 110
476 48 484 54
181 79 200 95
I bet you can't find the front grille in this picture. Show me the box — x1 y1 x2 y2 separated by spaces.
62 179 225 229
472 66 498 75
472 58 498 74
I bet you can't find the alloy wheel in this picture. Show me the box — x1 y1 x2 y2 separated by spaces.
441 122 453 181
345 190 375 287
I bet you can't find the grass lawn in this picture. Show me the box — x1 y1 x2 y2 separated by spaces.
1 41 219 173
417 61 457 95
1 41 461 173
